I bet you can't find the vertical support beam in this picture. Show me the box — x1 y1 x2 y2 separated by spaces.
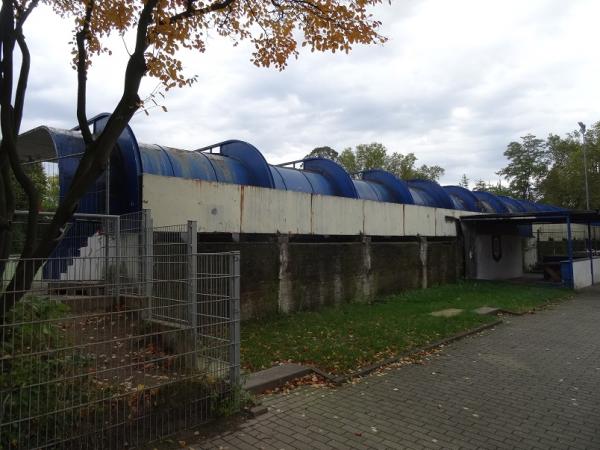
229 251 241 386
143 210 153 320
566 216 574 289
419 236 428 289
588 222 594 285
187 221 198 329
277 235 291 314
114 215 121 302
362 235 372 301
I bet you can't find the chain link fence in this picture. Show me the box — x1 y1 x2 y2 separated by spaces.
0 212 240 449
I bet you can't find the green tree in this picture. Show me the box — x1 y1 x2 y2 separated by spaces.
497 134 549 201
338 148 359 173
337 143 445 181
355 143 387 171
458 174 469 188
485 181 513 197
13 162 47 211
473 179 487 191
42 176 59 211
538 123 600 209
304 146 339 160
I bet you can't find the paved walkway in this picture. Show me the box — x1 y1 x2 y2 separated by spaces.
194 287 600 449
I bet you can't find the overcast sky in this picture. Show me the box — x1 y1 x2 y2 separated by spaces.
20 0 600 186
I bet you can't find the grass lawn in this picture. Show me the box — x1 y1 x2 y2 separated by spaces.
241 281 571 375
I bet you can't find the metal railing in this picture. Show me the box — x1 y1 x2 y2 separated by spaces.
0 214 240 449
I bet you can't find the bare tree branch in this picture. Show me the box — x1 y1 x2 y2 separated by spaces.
169 0 237 23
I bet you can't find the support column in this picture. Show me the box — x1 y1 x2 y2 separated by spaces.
228 251 241 386
277 235 291 313
187 221 198 329
419 236 428 289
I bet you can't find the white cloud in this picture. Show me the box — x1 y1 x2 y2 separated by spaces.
18 0 600 185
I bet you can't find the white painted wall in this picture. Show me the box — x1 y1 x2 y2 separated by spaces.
570 257 600 289
522 237 538 271
474 234 523 280
142 174 477 237
60 233 140 281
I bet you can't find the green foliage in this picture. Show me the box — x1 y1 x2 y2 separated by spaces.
496 134 549 201
11 162 47 211
304 146 339 160
42 176 60 211
0 297 94 449
538 124 600 209
333 142 445 181
458 174 469 188
338 148 358 173
472 179 512 196
241 282 570 375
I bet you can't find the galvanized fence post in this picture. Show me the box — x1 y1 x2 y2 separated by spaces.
228 251 241 386
143 211 154 320
114 215 121 302
187 221 198 329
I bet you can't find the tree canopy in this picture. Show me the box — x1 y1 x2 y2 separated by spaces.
493 123 600 209
496 134 549 201
538 123 600 209
305 142 445 181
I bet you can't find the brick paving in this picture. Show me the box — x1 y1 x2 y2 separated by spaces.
193 287 600 449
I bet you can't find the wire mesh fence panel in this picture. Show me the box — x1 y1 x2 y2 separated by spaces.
0 219 240 449
151 223 192 326
536 228 600 259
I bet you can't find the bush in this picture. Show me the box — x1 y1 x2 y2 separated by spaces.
0 297 94 449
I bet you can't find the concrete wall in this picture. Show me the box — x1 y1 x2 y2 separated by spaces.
568 257 600 289
143 174 465 237
195 238 460 320
473 234 523 280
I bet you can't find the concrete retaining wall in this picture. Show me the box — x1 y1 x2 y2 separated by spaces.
197 238 460 320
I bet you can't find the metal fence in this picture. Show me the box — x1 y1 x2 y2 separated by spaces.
0 213 240 449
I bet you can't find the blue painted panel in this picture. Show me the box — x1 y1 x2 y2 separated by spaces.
364 181 397 202
220 140 275 188
560 260 573 288
497 195 527 213
361 170 414 204
206 154 253 185
472 191 509 213
162 147 217 181
407 180 454 209
271 166 315 193
443 186 481 212
139 144 175 176
303 171 336 196
353 180 381 201
90 113 142 214
303 158 358 198
408 187 435 207
269 166 288 190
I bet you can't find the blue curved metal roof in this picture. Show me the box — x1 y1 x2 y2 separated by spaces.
361 170 414 204
28 113 564 217
406 180 455 209
443 186 481 212
472 191 509 213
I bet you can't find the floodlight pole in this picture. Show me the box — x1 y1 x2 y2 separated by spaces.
578 122 590 210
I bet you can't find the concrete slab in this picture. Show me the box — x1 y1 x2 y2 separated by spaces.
430 308 463 317
244 364 313 394
473 306 500 316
